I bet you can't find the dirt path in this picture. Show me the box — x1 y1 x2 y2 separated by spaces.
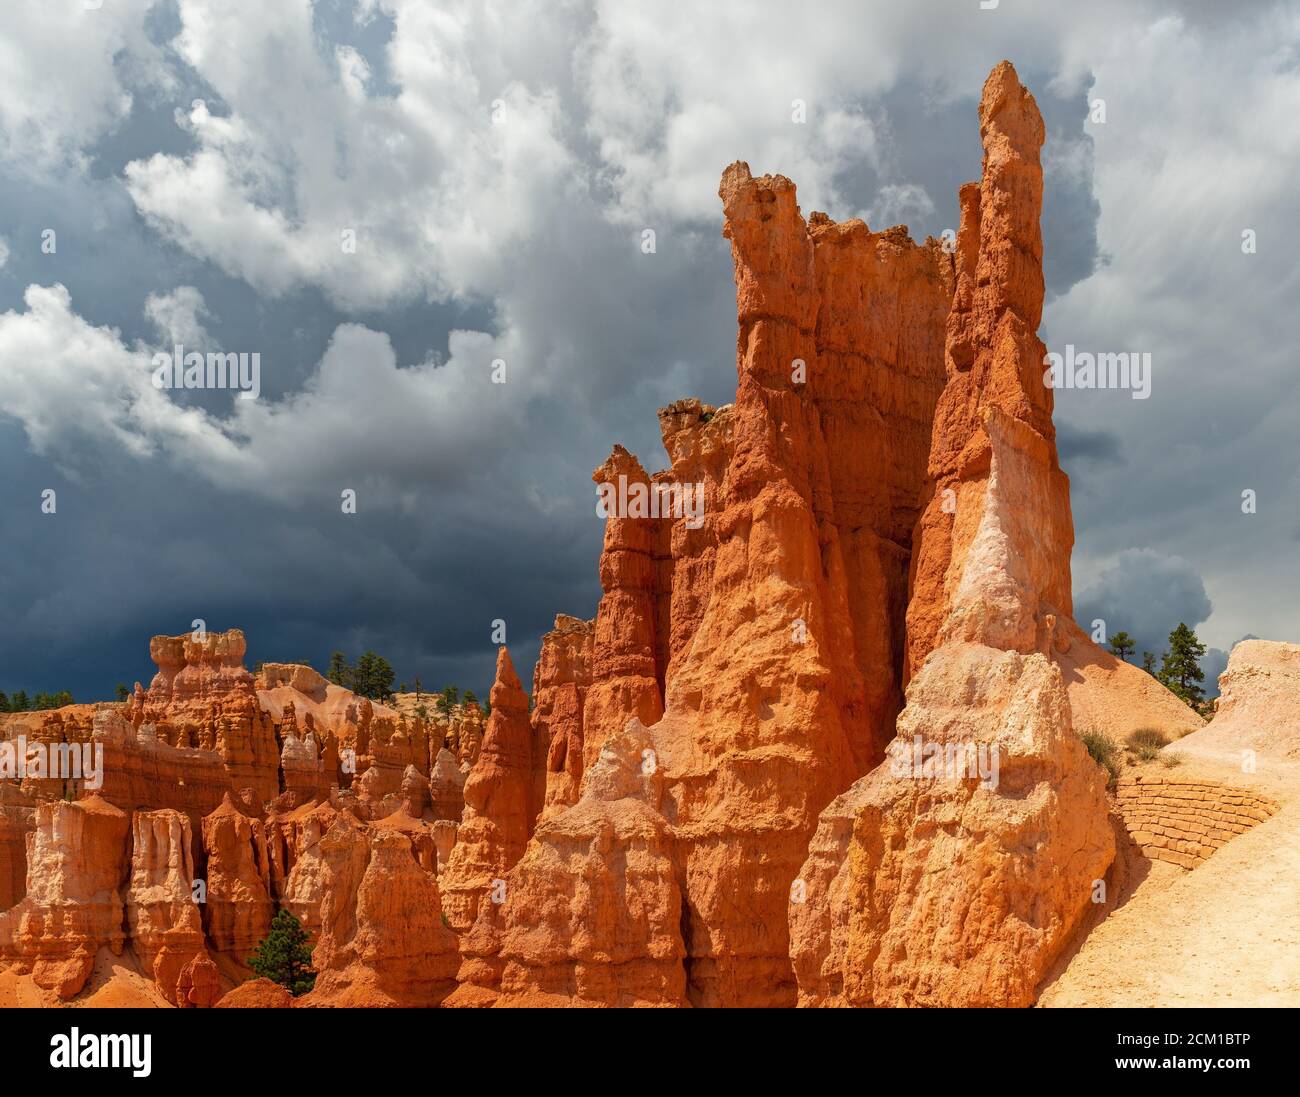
1041 753 1300 1007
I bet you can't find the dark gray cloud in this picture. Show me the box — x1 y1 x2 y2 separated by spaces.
0 0 1294 708
1074 548 1226 692
1057 421 1124 467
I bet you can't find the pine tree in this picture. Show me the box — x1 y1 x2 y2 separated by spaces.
11 690 28 712
353 652 395 701
436 686 458 717
247 910 316 996
327 651 350 688
1158 623 1207 710
1142 651 1157 676
1109 631 1135 662
114 683 130 702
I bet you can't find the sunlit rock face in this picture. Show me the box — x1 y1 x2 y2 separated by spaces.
127 809 219 1007
792 63 1115 1008
0 796 129 999
439 648 536 934
137 629 280 804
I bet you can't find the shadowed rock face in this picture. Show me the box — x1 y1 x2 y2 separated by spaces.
532 615 594 820
429 747 467 822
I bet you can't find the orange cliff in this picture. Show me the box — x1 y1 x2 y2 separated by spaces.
469 60 1203 1010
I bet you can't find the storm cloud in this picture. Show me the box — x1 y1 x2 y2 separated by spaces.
1 0 1296 702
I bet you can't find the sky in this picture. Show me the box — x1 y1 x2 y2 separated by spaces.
0 0 1296 702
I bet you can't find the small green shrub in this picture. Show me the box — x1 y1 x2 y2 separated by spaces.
1080 731 1120 783
1126 727 1169 762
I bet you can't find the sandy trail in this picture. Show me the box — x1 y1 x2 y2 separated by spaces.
1041 751 1300 1007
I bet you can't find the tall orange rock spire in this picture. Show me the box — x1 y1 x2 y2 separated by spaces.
439 646 535 933
905 60 1071 675
791 61 1114 1008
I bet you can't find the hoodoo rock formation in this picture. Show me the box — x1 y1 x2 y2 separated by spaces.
301 821 459 1007
200 794 273 971
127 809 219 1007
465 96 956 1007
901 65 1200 743
450 724 687 1007
137 630 280 802
429 748 467 823
0 623 465 1005
789 645 1113 1006
791 62 1113 1007
533 615 594 819
439 648 535 933
464 59 1192 1011
0 796 129 998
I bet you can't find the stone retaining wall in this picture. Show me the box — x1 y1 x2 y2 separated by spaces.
1116 774 1279 869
